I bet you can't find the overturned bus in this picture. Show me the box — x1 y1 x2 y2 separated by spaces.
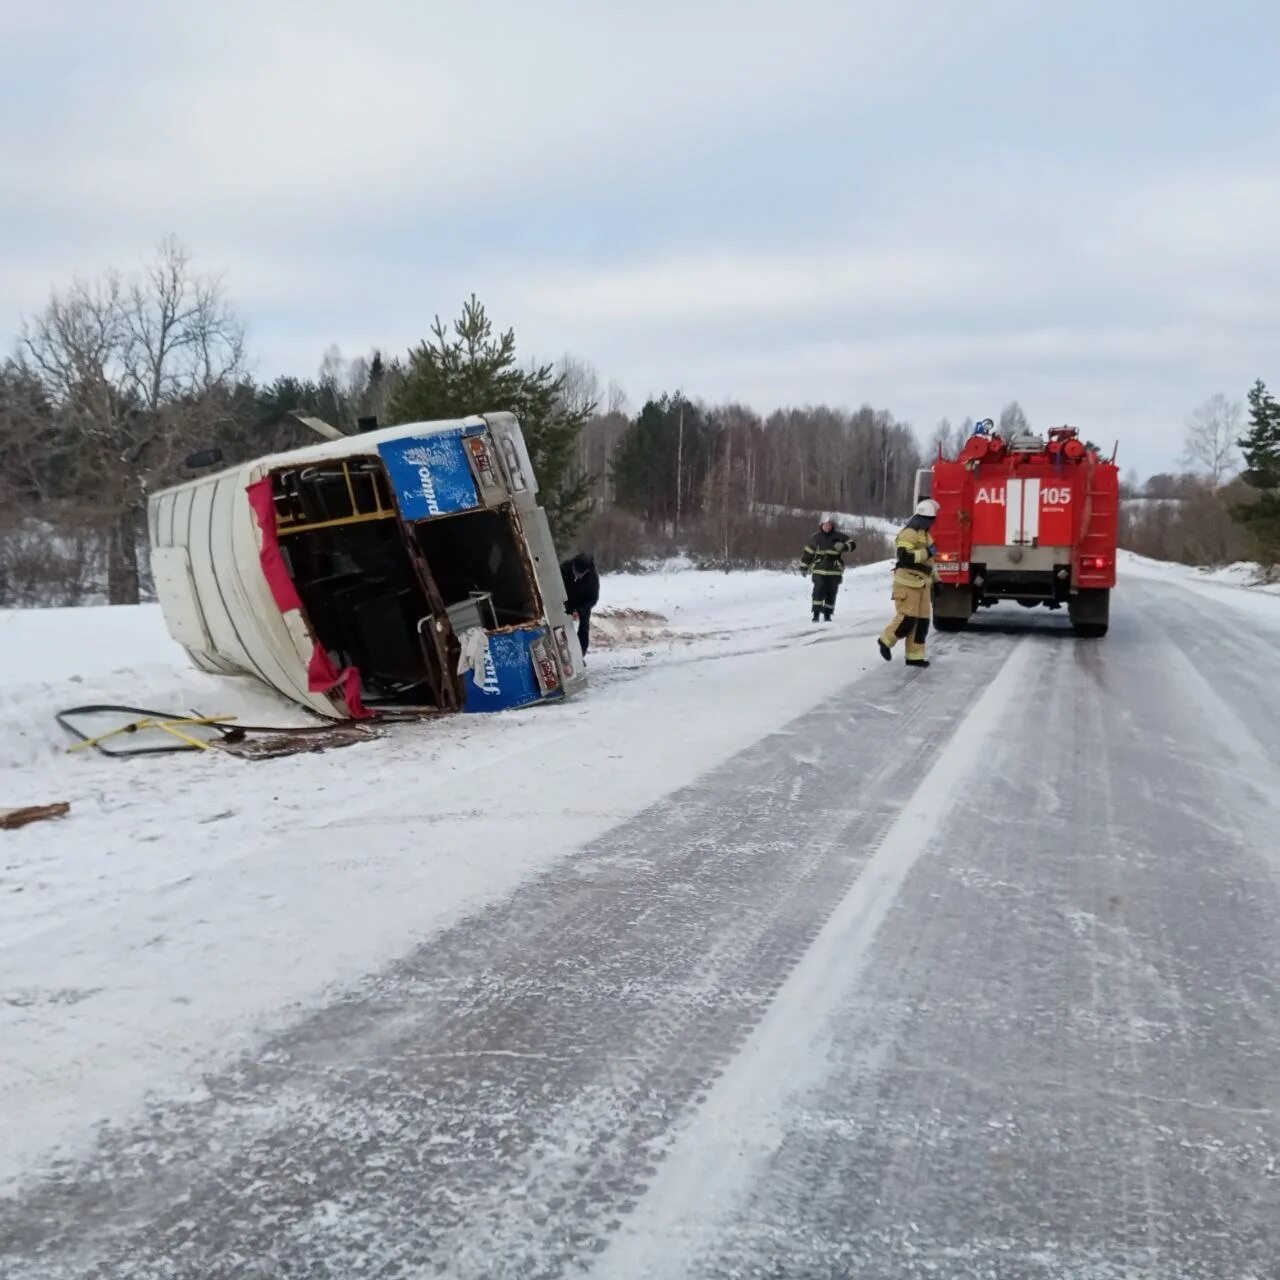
147 412 586 720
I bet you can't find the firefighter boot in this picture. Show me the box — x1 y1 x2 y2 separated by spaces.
904 617 930 667
882 598 918 660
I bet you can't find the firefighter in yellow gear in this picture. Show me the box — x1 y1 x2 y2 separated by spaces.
879 499 940 668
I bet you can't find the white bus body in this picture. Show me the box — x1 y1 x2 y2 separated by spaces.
147 412 586 720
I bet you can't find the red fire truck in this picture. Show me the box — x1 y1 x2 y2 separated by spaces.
916 424 1119 638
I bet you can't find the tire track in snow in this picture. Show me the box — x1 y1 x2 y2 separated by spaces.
1135 578 1280 823
1 636 1018 1280
591 637 1037 1279
587 618 885 689
619 593 1280 1279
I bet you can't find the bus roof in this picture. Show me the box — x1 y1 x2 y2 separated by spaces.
153 415 494 501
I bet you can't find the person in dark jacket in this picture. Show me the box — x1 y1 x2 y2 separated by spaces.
560 552 600 659
799 517 857 622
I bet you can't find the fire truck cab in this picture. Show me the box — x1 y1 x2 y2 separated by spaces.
915 424 1119 638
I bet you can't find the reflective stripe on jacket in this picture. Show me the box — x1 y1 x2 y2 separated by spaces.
800 528 856 578
892 526 935 589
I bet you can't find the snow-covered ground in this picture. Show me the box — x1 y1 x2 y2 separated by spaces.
0 561 895 1192
1118 551 1280 618
755 502 903 539
1176 558 1279 594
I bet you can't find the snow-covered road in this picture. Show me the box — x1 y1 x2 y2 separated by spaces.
3 559 1279 1278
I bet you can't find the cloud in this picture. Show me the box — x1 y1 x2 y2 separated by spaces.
1 1 1276 479
3 0 979 230
1104 166 1280 283
513 245 996 324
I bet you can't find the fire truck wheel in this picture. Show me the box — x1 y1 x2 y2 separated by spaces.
1069 588 1110 638
932 585 972 631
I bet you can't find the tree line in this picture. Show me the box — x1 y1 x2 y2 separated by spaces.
569 395 926 571
0 238 932 601
0 247 589 605
1119 381 1280 571
3 239 1278 605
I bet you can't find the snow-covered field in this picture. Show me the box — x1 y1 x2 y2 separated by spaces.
1172 558 1279 595
1119 552 1280 618
755 502 903 540
0 561 895 1191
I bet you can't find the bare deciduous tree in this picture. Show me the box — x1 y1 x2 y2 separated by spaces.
16 238 246 602
311 344 399 428
999 400 1030 437
554 354 612 506
1119 474 1250 566
554 354 601 421
927 417 958 459
123 237 245 410
1180 393 1241 487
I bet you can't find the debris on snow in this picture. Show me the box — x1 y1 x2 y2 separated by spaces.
0 802 70 830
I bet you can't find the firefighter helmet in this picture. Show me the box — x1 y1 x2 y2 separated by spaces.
915 499 940 518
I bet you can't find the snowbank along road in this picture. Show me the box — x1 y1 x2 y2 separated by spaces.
2 557 1279 1278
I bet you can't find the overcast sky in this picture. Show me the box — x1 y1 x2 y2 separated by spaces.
2 0 1277 476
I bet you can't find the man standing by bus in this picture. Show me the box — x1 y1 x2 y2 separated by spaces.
561 551 599 661
878 499 939 667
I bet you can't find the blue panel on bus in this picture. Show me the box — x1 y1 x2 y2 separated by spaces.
378 431 479 520
462 628 552 713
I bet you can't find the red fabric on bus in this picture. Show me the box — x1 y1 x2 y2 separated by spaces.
245 478 303 613
246 477 372 720
307 644 372 721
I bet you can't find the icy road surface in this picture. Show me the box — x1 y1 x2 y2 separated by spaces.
2 558 1279 1278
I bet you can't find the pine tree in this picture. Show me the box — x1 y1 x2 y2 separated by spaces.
1232 379 1280 568
1238 379 1280 489
610 394 713 528
387 296 593 540
611 396 680 524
